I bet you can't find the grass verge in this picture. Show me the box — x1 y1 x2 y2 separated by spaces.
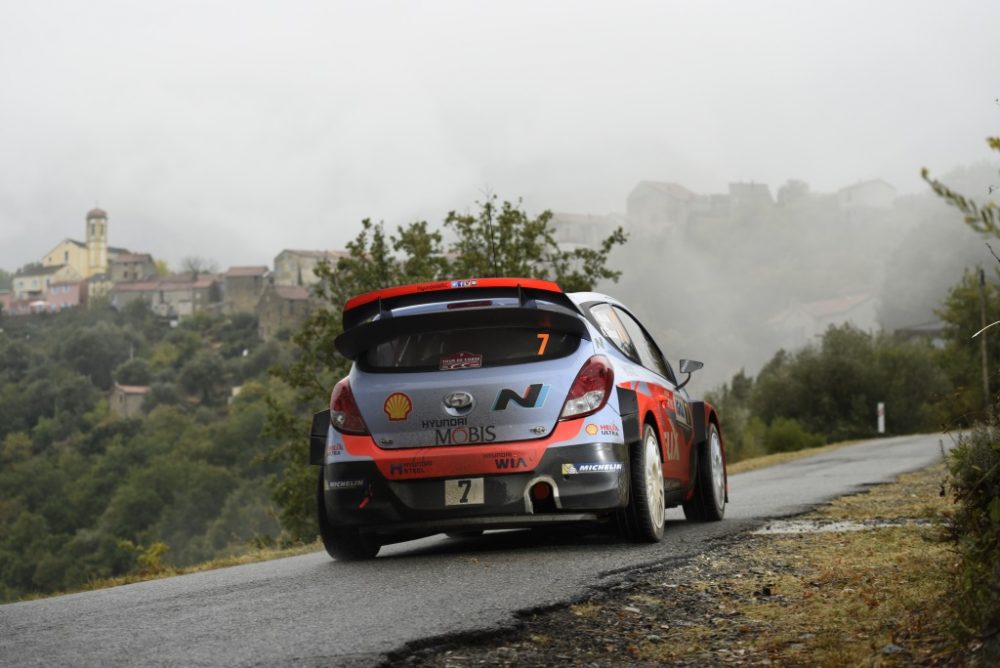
406 463 970 666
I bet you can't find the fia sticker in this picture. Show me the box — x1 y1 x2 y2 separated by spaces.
439 351 484 370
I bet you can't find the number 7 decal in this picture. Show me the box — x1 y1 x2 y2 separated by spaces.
536 332 549 355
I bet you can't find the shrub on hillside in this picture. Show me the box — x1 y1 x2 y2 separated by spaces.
765 417 825 453
947 422 1000 658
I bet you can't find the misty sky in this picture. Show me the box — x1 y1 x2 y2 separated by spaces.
1 0 997 272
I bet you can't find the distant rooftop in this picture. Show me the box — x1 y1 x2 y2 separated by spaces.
111 253 153 263
16 264 65 277
631 181 697 201
225 265 269 277
278 249 349 259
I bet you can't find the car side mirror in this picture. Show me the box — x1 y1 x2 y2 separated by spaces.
677 359 703 390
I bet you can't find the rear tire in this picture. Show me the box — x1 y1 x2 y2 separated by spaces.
618 423 666 542
682 422 726 522
318 470 380 560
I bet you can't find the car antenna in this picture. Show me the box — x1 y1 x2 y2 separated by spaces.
486 198 499 277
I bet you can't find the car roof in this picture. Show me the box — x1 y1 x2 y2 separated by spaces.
567 291 626 310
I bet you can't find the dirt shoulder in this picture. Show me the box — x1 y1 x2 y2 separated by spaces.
387 464 968 667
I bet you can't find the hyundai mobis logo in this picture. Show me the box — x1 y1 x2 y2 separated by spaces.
492 384 550 410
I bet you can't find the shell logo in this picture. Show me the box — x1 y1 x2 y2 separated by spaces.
585 424 599 436
384 392 412 421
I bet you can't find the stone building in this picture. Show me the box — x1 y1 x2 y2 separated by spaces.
837 179 896 210
273 249 348 286
110 253 157 282
549 212 622 249
46 281 87 311
223 266 270 314
626 181 697 230
12 264 81 301
109 273 223 319
110 383 149 419
256 284 311 340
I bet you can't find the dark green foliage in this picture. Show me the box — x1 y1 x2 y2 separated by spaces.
752 325 949 441
58 322 132 390
266 198 627 540
764 417 825 453
115 358 152 386
934 269 1000 422
710 325 951 461
178 351 228 405
0 306 286 602
946 424 1000 657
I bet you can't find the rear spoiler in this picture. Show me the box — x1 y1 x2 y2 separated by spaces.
335 278 587 360
342 278 574 331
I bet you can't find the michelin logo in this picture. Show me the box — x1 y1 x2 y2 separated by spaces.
561 462 624 475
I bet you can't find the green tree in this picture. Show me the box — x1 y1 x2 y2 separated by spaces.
115 359 152 386
178 351 228 405
745 325 949 442
59 322 131 390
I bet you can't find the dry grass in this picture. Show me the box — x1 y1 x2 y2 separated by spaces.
638 464 959 666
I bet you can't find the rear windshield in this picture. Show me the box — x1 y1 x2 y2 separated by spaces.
360 326 580 372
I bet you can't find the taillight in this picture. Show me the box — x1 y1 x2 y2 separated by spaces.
330 378 369 435
560 355 614 420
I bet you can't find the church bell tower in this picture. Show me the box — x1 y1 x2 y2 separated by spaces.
85 207 109 277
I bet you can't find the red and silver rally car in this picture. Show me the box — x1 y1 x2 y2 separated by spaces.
310 278 728 559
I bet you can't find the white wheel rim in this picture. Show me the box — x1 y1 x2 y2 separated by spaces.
710 429 725 509
644 429 665 529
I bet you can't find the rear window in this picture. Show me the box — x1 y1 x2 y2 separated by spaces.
360 326 580 372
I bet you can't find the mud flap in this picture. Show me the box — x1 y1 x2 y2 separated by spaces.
689 400 706 484
616 386 640 445
310 409 330 465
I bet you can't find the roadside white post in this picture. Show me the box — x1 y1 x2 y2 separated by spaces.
877 402 885 434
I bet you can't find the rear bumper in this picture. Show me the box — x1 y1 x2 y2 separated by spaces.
322 441 628 536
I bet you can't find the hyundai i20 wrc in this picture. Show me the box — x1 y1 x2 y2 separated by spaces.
309 278 728 560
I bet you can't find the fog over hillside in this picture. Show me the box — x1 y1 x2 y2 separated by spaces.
574 162 998 393
1 1 997 273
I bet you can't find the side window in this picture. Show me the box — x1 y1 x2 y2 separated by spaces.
613 307 674 382
588 303 639 362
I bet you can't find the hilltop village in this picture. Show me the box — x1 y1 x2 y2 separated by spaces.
0 207 348 340
1 176 942 356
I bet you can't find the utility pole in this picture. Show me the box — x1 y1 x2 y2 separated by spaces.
979 267 992 417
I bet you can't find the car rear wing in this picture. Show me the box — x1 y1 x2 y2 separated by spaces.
335 277 588 360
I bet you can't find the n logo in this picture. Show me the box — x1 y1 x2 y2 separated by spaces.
493 384 550 410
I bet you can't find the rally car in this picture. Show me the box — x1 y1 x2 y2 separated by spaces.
309 277 727 560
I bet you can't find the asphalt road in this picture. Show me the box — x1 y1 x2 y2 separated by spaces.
0 433 951 667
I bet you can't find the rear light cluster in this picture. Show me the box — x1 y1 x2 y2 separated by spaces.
560 355 614 420
330 378 369 435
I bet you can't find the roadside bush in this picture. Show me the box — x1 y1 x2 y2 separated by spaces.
947 422 1000 658
765 417 825 453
